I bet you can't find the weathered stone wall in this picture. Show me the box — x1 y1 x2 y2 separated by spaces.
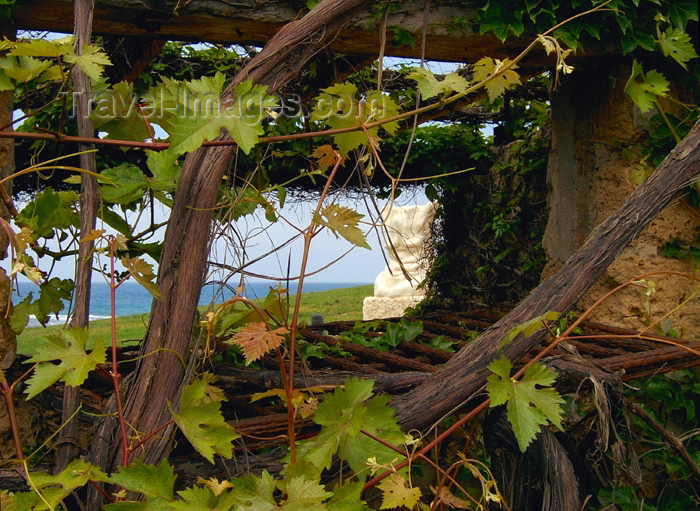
543 61 699 335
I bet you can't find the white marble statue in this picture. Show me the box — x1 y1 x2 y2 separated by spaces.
373 202 438 297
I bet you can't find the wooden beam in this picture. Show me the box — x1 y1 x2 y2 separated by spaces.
12 0 542 64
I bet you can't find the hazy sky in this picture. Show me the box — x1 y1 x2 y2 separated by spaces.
7 186 430 288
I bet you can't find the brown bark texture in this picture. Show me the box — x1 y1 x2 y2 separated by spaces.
54 0 101 475
10 0 533 65
103 0 375 472
391 119 700 429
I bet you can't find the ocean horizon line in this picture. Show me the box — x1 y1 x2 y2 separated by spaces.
21 281 372 327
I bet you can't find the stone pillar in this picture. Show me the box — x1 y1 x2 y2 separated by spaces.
543 62 699 334
363 203 437 320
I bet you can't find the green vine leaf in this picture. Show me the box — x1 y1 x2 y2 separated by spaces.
0 69 13 91
499 310 560 349
32 277 75 326
172 374 240 463
230 470 278 511
327 481 371 511
158 75 277 157
624 60 670 113
63 44 111 81
108 460 176 502
281 476 333 511
311 82 399 155
23 328 106 399
407 68 469 99
100 163 149 204
91 81 152 141
657 27 699 69
16 188 80 238
14 460 109 510
486 357 565 452
146 149 180 194
296 378 404 476
313 204 370 250
0 55 52 82
9 38 72 57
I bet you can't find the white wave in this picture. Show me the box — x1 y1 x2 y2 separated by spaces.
26 314 112 328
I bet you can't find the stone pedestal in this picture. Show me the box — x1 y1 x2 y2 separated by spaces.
362 295 425 321
363 203 437 320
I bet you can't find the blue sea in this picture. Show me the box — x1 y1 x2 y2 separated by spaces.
16 280 370 327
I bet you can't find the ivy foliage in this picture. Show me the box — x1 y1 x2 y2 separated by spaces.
475 0 698 55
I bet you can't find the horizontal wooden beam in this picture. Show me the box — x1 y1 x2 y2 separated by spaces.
11 0 549 64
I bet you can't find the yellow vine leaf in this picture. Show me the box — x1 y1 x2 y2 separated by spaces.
197 477 234 496
472 56 521 100
378 473 422 510
229 322 288 364
430 486 469 509
121 255 162 298
312 144 340 172
81 229 105 242
313 204 370 249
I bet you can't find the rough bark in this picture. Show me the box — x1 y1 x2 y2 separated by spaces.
391 119 700 429
10 0 531 64
0 25 15 372
93 0 375 477
54 0 100 475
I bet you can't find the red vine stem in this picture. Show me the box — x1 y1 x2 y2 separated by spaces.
284 150 344 464
128 419 175 457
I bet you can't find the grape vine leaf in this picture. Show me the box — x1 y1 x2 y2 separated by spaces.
0 69 12 90
657 27 699 69
311 82 400 155
296 378 405 477
312 144 339 172
313 204 370 250
486 357 564 452
91 81 152 141
121 256 162 299
108 460 175 501
23 328 106 399
164 112 228 157
0 56 51 82
230 471 278 511
471 57 520 100
377 474 422 510
146 149 180 194
172 374 240 463
160 75 277 156
624 60 669 113
327 482 371 511
64 44 112 81
27 459 108 510
281 476 333 511
100 163 149 204
16 188 80 237
407 68 469 99
498 310 560 349
229 322 289 364
32 277 75 326
9 38 71 57
10 294 32 335
170 484 238 511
